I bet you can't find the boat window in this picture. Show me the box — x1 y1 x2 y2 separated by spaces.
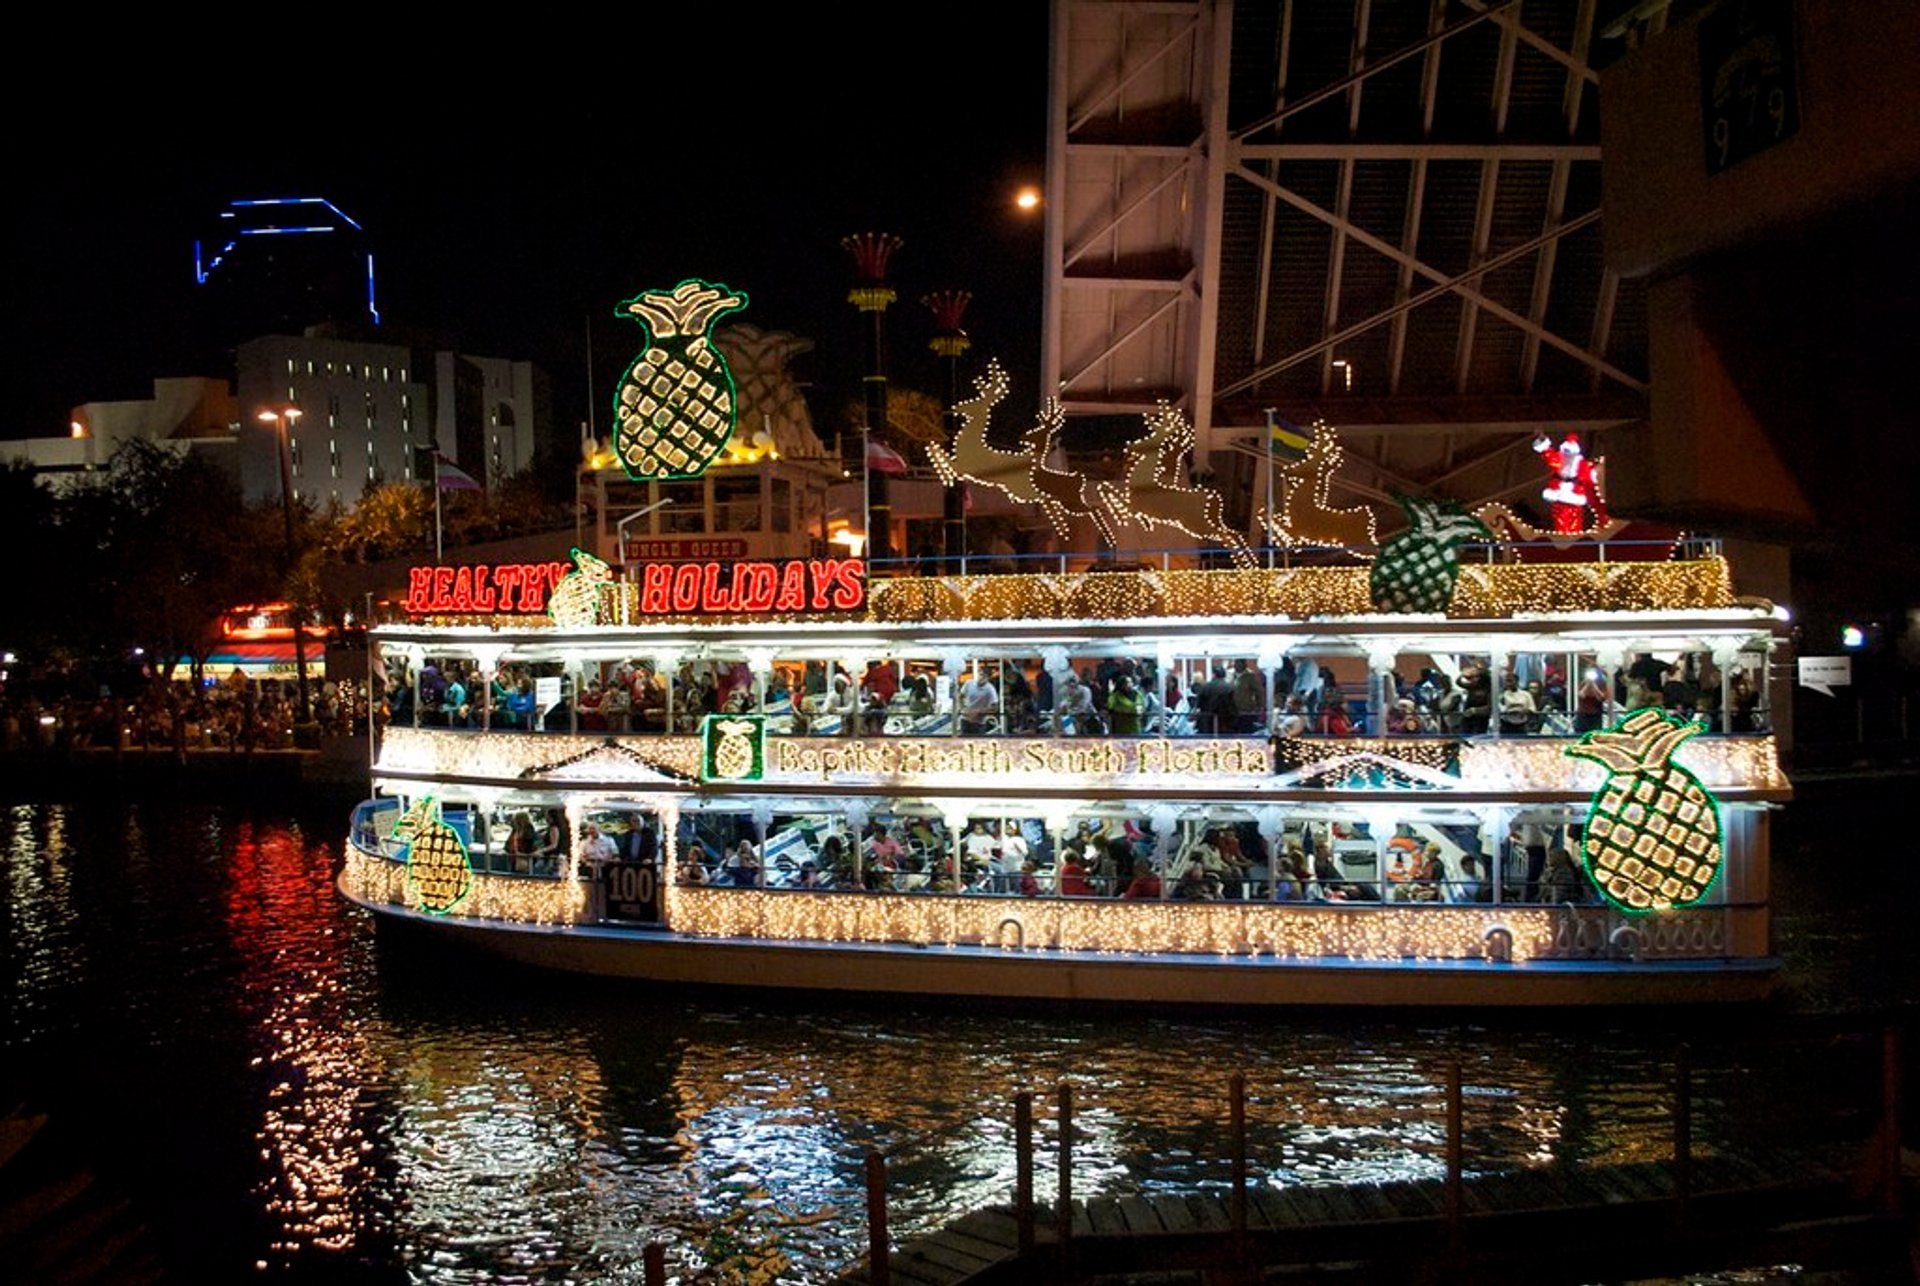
479 805 567 878
954 815 1052 896
417 656 479 730
770 477 792 533
1502 808 1605 905
661 480 705 533
766 811 851 890
682 811 758 888
713 475 761 532
859 810 950 893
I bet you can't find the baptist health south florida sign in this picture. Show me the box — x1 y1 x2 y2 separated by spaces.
768 737 1272 785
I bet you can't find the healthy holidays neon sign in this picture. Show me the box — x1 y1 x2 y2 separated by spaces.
632 558 865 615
405 563 571 615
403 558 866 617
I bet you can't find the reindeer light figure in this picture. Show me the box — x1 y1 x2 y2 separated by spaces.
1263 421 1378 554
1101 401 1255 567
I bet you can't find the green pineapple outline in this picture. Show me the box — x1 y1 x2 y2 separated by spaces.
612 278 749 482
1566 709 1726 915
395 795 475 916
1369 495 1491 613
701 714 765 782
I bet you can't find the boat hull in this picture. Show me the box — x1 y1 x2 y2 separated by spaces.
345 879 1776 1008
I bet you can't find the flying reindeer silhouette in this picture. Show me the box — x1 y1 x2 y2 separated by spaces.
1101 401 1256 567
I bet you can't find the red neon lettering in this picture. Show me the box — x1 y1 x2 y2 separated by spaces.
774 560 808 612
831 558 866 610
493 565 524 611
640 563 673 614
671 563 702 612
449 566 475 612
699 561 734 612
431 567 455 612
738 563 776 612
406 566 434 613
807 559 837 610
471 569 497 613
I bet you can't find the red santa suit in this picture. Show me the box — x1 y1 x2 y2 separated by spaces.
1532 434 1608 533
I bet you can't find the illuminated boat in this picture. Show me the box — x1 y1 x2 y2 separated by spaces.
341 285 1787 1005
341 540 1790 1007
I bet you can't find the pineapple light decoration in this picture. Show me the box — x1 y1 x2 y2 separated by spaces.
394 797 474 915
1567 709 1724 913
1369 496 1491 613
702 714 765 782
548 547 613 627
612 279 749 480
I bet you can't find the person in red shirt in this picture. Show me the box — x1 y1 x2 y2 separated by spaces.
1121 858 1162 899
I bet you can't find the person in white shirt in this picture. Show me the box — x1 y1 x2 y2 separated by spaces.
995 823 1031 892
960 666 1000 734
1057 674 1096 734
580 822 618 866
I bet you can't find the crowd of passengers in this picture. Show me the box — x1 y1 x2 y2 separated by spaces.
663 814 1602 905
384 647 1766 740
397 799 1615 906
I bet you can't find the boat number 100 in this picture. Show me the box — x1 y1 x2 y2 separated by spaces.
607 864 656 905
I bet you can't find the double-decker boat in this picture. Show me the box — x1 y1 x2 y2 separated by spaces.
343 533 1789 1006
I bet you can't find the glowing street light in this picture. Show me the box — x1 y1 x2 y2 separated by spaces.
257 407 311 724
1014 186 1042 212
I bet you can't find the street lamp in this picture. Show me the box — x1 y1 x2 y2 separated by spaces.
257 408 311 724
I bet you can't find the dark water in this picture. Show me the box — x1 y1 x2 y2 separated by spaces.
1 788 1909 1282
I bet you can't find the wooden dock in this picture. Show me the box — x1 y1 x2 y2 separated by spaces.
832 1144 1894 1283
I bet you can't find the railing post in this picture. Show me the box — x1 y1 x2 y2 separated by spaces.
1015 1090 1035 1254
1230 1072 1248 1233
1880 1024 1903 1218
643 1242 665 1286
866 1150 890 1286
1057 1083 1074 1247
1445 1060 1463 1259
1674 1044 1692 1228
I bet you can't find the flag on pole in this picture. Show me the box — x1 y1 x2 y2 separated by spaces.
865 438 909 476
1269 416 1310 464
435 454 482 491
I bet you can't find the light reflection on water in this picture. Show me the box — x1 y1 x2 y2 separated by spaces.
0 797 1895 1282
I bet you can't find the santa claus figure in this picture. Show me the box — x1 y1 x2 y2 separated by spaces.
1532 433 1609 534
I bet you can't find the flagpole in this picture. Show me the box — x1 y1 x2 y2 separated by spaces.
1262 408 1277 569
433 452 444 563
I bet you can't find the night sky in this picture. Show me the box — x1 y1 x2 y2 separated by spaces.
11 16 1052 444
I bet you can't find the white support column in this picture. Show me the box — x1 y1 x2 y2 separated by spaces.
1365 643 1400 737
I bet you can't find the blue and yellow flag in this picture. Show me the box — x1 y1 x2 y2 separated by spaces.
1270 417 1310 463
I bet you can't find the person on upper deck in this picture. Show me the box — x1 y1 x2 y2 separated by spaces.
1106 673 1146 735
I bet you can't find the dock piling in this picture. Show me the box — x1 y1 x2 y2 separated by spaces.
643 1242 665 1286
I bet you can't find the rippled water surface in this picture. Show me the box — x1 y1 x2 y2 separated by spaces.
0 790 1904 1282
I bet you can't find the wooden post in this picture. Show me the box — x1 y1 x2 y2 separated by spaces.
1015 1091 1035 1254
1880 1025 1903 1219
1230 1072 1248 1233
866 1151 890 1286
1057 1083 1074 1246
1673 1044 1692 1228
643 1242 665 1286
1445 1060 1463 1258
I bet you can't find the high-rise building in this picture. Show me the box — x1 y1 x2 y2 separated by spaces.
235 334 550 508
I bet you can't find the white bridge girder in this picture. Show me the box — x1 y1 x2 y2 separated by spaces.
1043 0 1649 525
